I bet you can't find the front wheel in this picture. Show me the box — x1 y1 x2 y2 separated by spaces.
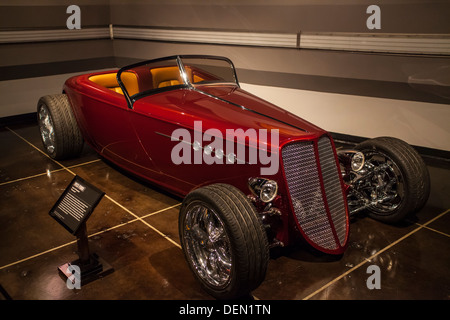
179 184 269 299
353 137 430 223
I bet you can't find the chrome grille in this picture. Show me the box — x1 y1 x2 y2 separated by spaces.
282 136 348 251
317 136 348 246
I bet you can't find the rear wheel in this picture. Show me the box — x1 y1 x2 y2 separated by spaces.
37 94 84 160
179 184 269 299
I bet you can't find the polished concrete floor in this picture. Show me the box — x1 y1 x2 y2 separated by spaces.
0 122 449 300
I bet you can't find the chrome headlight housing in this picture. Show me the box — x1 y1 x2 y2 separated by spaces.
351 151 365 171
248 178 278 203
337 150 365 172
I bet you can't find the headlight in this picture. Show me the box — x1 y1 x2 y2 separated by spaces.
351 152 365 171
248 178 278 203
337 149 366 172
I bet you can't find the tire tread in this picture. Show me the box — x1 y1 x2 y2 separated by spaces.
37 94 84 160
179 184 268 299
356 136 430 222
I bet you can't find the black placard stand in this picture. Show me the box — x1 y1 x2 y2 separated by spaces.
50 175 113 287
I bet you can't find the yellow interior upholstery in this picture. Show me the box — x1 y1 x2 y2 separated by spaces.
90 67 197 94
151 67 182 88
193 74 204 83
89 72 139 96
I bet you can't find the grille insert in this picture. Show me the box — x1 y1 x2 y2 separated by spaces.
282 136 348 251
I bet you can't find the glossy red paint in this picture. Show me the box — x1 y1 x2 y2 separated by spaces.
62 57 349 253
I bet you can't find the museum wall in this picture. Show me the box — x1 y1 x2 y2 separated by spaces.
0 0 114 117
0 0 449 153
109 0 450 152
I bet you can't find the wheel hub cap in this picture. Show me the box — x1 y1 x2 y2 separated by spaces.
38 106 56 154
183 202 232 287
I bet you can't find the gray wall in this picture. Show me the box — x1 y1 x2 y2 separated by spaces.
1 0 449 152
110 0 450 34
1 0 112 68
0 0 113 116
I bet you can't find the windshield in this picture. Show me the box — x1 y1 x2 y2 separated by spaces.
117 55 238 105
118 57 184 100
180 57 238 86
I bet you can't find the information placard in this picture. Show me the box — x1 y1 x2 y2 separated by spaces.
50 175 105 235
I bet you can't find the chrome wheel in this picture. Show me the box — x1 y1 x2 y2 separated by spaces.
179 184 269 299
363 151 405 214
36 94 84 160
347 136 430 223
183 201 232 288
38 105 56 154
347 151 405 216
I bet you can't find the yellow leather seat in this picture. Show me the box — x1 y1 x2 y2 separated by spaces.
151 67 183 88
89 72 139 96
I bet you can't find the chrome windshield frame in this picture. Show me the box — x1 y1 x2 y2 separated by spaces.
117 55 239 109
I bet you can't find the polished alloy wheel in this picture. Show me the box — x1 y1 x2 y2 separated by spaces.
38 105 56 154
363 151 405 215
349 136 430 223
183 201 232 288
179 184 269 299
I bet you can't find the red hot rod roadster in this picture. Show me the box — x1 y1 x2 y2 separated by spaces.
37 55 430 299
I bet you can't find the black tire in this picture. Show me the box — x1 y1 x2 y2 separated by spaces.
179 183 269 299
355 137 430 223
37 94 84 160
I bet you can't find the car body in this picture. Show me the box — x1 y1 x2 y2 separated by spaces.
38 55 429 299
62 55 349 254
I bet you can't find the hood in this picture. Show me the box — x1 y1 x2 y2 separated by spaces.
133 85 326 148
